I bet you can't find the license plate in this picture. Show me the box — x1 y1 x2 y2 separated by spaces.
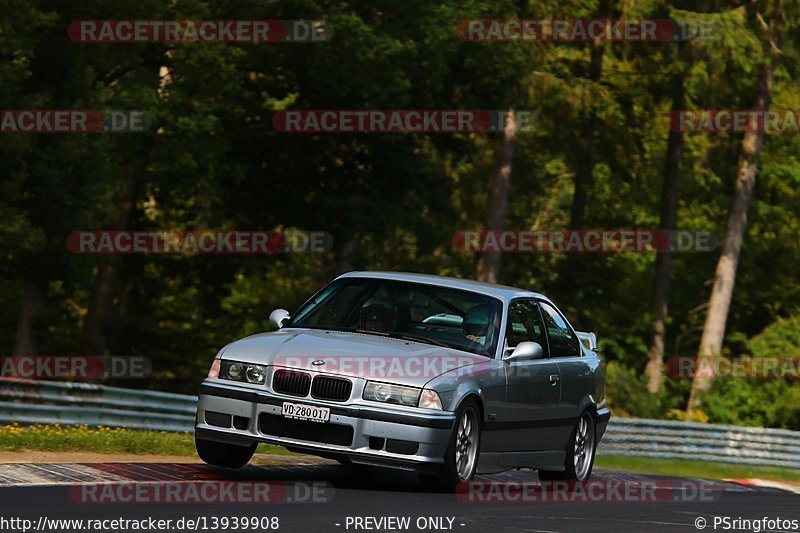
282 402 330 423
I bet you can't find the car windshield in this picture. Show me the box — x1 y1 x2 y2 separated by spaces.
287 278 503 357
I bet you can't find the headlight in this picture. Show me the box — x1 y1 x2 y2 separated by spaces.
245 365 265 384
363 381 421 407
227 363 243 380
220 361 266 385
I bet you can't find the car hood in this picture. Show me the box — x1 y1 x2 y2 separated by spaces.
219 328 487 387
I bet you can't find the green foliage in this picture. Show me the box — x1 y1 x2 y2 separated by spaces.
704 377 800 429
749 316 800 357
1 0 798 434
606 362 673 419
702 316 800 429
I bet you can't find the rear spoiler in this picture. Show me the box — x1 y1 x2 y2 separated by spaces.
576 331 597 351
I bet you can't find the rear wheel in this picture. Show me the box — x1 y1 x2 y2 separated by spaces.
195 436 256 469
539 410 596 481
421 400 481 492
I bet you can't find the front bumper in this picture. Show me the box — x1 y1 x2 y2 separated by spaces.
196 381 455 472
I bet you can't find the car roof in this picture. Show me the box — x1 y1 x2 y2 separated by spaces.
336 271 552 304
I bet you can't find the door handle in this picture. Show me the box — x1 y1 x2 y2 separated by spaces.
549 374 560 386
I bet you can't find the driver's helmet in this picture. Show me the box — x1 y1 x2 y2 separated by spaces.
359 297 397 333
463 305 491 337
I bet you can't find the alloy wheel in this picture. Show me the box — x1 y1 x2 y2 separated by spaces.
454 407 479 481
573 412 595 480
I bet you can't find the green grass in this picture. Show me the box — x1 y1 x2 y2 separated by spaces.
0 423 292 456
596 455 800 483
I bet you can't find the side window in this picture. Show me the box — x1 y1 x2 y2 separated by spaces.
539 302 580 357
506 300 549 356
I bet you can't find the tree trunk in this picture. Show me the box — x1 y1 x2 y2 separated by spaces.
81 167 138 355
13 279 44 356
81 263 119 355
644 71 686 393
334 236 358 275
80 62 161 355
569 39 604 231
686 45 776 416
477 109 517 283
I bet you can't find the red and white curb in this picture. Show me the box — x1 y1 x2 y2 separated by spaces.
726 478 800 494
0 463 128 486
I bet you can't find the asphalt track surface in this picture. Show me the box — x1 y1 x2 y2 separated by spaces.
0 462 798 533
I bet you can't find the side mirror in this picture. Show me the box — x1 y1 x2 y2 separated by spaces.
576 331 598 351
269 308 290 329
505 341 544 362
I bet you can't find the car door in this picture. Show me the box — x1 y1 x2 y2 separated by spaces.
496 299 563 453
538 301 591 450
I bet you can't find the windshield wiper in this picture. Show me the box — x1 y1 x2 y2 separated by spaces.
386 333 452 348
305 326 452 349
324 326 358 333
298 325 358 333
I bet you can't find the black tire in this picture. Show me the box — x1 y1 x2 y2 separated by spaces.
195 436 256 469
421 399 482 492
539 410 596 482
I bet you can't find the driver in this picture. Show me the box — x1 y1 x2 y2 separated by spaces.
359 297 397 333
463 305 490 345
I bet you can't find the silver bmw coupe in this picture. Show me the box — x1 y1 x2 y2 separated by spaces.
195 271 609 490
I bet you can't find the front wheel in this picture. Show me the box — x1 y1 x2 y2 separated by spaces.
421 400 481 492
539 410 596 481
196 436 256 469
